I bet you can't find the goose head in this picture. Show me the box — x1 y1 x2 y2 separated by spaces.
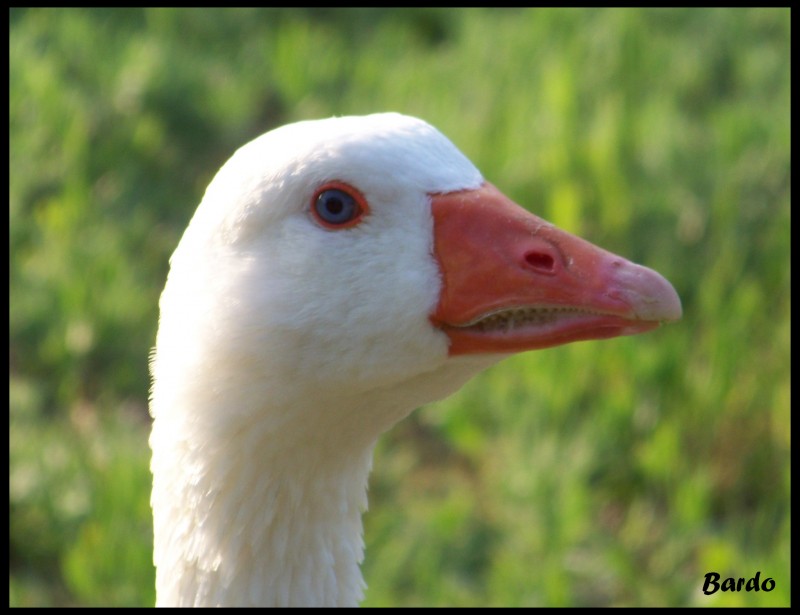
150 112 681 606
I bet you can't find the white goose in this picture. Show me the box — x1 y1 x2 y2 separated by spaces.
149 112 681 607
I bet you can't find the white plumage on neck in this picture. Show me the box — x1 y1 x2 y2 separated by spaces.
150 362 493 607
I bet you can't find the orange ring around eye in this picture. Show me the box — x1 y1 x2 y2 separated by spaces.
310 181 370 230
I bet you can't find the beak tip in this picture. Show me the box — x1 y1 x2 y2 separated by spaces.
619 265 682 324
662 290 683 323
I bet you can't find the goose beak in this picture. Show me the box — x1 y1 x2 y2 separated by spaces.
430 183 682 356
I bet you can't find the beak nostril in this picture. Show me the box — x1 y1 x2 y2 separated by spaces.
524 250 556 274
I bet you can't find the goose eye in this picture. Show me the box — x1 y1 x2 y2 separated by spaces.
317 190 356 224
311 182 368 229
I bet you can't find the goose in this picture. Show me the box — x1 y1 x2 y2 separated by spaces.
149 112 681 607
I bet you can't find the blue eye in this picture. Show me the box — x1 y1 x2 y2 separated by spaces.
316 189 357 224
311 182 368 229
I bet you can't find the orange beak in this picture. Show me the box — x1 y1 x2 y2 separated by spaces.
430 183 682 356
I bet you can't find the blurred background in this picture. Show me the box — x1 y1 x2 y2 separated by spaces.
9 8 789 607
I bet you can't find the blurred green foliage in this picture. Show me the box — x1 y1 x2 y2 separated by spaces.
9 8 789 607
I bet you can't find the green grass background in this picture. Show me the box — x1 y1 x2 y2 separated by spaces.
9 8 789 607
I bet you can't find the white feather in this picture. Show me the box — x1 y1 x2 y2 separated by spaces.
150 113 497 606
